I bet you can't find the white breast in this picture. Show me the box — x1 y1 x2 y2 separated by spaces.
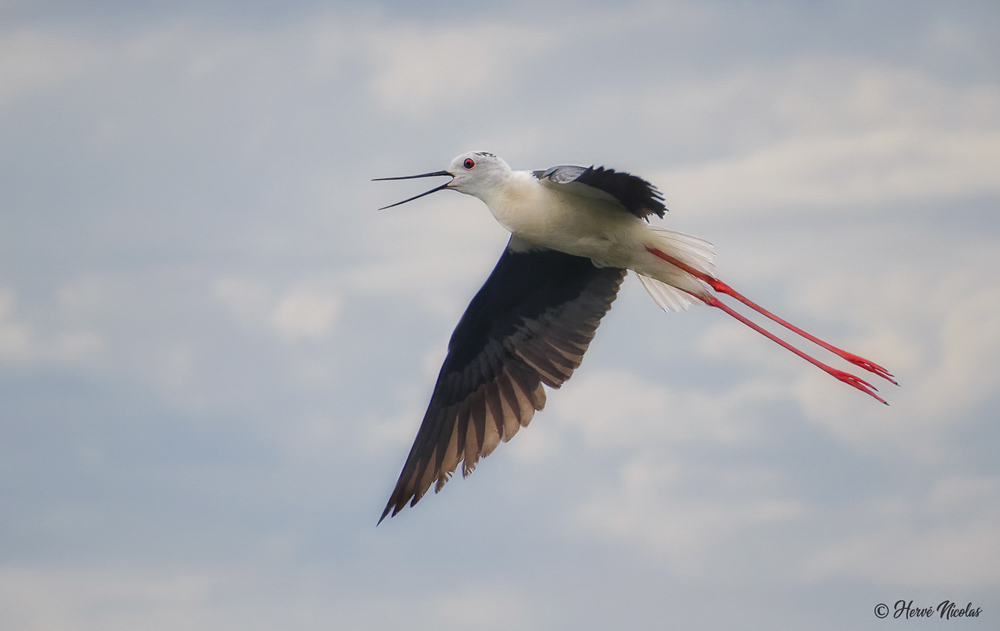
484 172 641 266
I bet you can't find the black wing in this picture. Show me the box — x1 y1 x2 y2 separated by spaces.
532 165 666 219
380 240 625 522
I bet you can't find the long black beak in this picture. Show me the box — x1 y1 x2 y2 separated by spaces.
372 170 453 210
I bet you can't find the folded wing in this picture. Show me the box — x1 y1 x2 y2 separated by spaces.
533 165 666 219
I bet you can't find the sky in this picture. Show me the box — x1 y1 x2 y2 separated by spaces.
1 1 999 629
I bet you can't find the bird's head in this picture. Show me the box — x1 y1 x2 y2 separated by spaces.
445 151 511 198
373 151 511 209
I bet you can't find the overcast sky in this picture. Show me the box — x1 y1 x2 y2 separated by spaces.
2 1 999 629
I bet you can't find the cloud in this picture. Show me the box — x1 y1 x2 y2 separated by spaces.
272 286 340 341
365 20 556 117
787 245 1000 462
431 584 530 631
0 289 102 364
638 61 1000 214
664 127 1000 215
570 453 803 574
548 368 787 448
802 476 1000 589
351 196 511 319
215 277 341 342
213 277 272 329
0 566 221 631
0 564 534 631
0 28 102 107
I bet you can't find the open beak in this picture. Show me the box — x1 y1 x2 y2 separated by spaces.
372 170 454 210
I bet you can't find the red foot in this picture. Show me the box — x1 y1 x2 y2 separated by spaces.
828 369 887 405
839 353 897 386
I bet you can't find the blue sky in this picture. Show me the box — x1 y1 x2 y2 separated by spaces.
1 1 999 629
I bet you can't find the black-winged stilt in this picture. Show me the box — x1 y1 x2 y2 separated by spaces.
374 151 894 522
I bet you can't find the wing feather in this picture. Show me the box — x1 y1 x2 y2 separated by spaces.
533 165 667 219
379 239 625 521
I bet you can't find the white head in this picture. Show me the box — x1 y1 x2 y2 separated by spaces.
373 151 511 209
444 151 511 199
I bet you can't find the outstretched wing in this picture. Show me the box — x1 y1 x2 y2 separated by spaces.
533 165 666 219
380 238 625 522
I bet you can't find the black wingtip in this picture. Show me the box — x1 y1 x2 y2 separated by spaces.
578 165 667 219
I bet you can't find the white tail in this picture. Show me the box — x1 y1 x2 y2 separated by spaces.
638 227 715 311
647 226 715 275
635 272 698 311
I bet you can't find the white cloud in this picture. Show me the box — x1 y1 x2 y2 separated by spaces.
0 289 102 364
548 368 786 448
215 277 342 342
351 196 510 320
214 277 272 328
572 454 803 574
0 566 221 631
272 286 340 341
365 21 555 117
432 584 530 631
639 62 1000 214
0 290 33 359
0 28 102 107
787 247 1000 461
802 476 1000 589
0 564 535 631
664 127 1000 215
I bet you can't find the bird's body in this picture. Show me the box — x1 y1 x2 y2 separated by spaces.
484 170 634 260
405 153 713 304
500 175 648 261
374 151 894 522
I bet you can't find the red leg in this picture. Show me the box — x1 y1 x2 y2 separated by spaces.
647 247 896 385
697 294 887 404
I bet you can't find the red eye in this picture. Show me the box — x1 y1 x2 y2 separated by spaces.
463 158 475 169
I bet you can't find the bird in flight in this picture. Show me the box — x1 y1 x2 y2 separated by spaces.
374 151 894 522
